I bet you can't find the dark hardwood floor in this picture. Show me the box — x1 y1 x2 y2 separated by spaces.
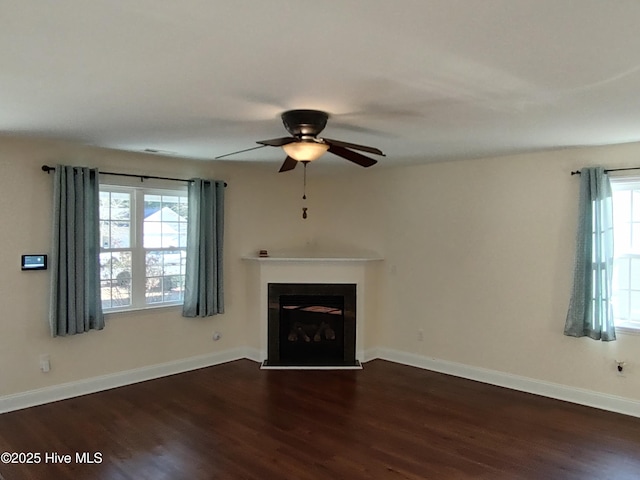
0 359 639 479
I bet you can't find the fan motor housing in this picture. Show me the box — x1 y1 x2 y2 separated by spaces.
281 109 328 138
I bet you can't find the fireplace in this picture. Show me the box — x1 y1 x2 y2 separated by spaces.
266 283 357 367
242 253 382 367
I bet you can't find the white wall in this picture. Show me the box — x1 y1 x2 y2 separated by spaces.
0 136 314 397
3 134 640 410
310 142 640 404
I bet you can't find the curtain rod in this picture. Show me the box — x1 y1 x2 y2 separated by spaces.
571 167 640 176
41 165 227 187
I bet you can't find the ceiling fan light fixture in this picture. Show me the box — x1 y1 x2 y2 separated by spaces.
282 141 329 162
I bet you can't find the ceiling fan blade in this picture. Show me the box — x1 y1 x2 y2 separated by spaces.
214 144 267 160
278 156 298 173
327 121 394 138
256 137 297 147
327 145 378 168
322 138 385 156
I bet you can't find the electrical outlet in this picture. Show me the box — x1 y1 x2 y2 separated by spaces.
39 354 50 373
417 329 424 341
615 360 626 377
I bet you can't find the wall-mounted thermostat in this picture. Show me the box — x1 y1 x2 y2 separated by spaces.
22 254 47 271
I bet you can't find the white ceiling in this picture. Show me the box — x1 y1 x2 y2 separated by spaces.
3 0 640 169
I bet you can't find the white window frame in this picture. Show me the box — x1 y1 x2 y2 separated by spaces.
99 182 188 313
610 175 640 333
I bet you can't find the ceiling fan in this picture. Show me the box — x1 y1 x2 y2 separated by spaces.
216 109 385 172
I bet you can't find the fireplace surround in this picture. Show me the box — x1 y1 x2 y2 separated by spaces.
242 253 382 368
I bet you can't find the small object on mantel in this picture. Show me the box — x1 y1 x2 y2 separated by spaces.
259 250 269 258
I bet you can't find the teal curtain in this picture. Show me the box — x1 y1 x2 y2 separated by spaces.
565 167 616 341
49 165 104 336
182 179 225 317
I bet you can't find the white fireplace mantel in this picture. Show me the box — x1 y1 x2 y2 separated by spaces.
243 254 383 364
241 254 383 263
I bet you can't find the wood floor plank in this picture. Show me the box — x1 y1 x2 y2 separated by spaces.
0 359 639 479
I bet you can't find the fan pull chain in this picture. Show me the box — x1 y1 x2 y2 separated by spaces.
302 161 308 219
302 161 307 200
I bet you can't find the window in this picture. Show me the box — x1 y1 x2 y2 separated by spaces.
99 185 188 312
610 176 640 331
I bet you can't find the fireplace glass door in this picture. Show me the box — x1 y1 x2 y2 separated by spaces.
267 283 356 367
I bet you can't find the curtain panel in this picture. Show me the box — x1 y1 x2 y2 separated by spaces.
49 165 104 336
565 166 616 341
182 178 225 317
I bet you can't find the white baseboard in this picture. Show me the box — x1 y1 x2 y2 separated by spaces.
372 348 640 419
3 346 639 419
243 347 262 363
0 348 250 414
362 348 380 363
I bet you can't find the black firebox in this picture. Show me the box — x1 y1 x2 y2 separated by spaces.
266 283 357 367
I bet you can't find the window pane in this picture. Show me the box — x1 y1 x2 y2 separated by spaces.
179 222 188 248
111 251 132 278
143 220 162 248
100 191 132 250
146 251 163 277
615 222 631 254
631 258 640 290
112 274 131 307
100 221 111 249
145 249 163 304
632 190 640 222
144 250 185 305
99 251 132 308
164 251 182 275
99 252 112 280
613 290 630 320
111 222 130 248
99 192 111 219
146 277 163 304
632 224 640 254
163 275 185 302
614 189 630 216
162 222 180 248
143 195 162 249
178 197 188 219
630 291 640 321
110 192 130 220
143 193 187 249
100 251 131 283
100 280 113 310
614 258 630 290
162 196 180 220
145 194 162 207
